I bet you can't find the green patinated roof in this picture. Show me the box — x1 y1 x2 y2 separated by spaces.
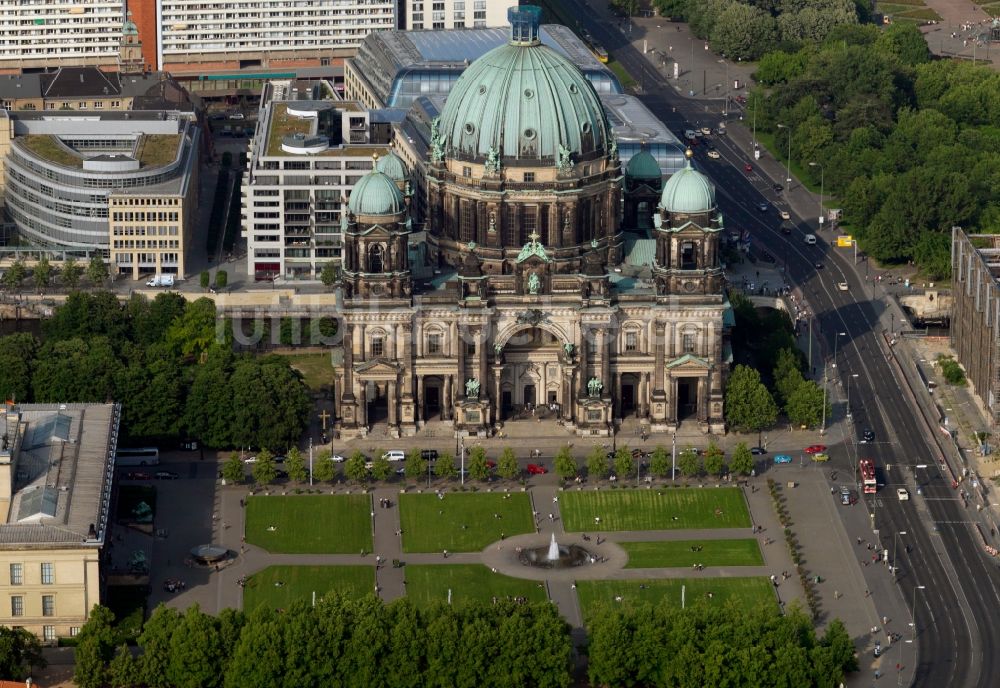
347 170 405 216
660 159 716 214
626 149 660 179
438 36 610 163
665 353 709 369
375 150 408 182
623 236 655 267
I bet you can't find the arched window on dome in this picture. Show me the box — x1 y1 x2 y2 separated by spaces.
367 243 386 273
681 241 698 270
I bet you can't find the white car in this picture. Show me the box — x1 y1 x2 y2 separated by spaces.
329 454 345 463
700 127 711 136
684 129 696 139
383 450 405 462
897 488 909 501
804 234 817 245
779 210 791 220
837 282 849 291
243 455 256 464
707 149 720 159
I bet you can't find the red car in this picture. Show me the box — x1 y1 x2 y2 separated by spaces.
526 464 547 475
804 445 827 454
744 163 753 173
486 460 497 470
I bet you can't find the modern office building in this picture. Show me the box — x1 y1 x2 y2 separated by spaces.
951 228 1000 429
345 23 622 110
332 8 729 439
242 80 408 280
398 0 508 30
2 111 199 276
0 402 120 642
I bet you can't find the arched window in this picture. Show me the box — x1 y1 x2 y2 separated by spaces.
367 243 385 273
681 241 698 270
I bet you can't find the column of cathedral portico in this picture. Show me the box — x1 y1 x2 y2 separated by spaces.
654 322 665 392
443 376 452 421
614 372 622 418
578 333 589 398
478 327 488 402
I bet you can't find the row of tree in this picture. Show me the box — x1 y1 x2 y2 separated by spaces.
752 23 1000 277
0 291 310 450
587 601 857 686
71 597 857 688
74 598 573 688
652 0 860 60
0 255 109 291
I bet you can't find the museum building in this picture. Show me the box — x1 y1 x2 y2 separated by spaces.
333 7 730 438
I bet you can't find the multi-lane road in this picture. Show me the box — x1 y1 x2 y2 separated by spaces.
564 5 1000 686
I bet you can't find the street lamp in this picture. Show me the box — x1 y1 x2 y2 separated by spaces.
808 161 824 230
776 123 792 184
892 531 907 578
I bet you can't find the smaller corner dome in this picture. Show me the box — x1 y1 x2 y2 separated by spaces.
659 161 716 213
625 149 660 179
375 151 408 182
348 170 405 216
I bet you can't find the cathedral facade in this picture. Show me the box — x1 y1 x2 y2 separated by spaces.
334 7 729 439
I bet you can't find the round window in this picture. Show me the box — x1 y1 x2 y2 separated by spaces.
464 122 476 135
478 84 487 95
524 88 535 99
523 128 536 140
568 83 578 94
581 122 591 134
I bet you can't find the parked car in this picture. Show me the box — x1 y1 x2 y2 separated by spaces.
804 444 827 454
750 446 767 455
526 464 547 475
811 453 830 462
383 450 406 462
273 455 286 464
155 471 179 480
421 449 439 461
861 430 875 443
329 454 346 463
779 210 791 220
125 471 152 480
772 183 783 193
757 202 768 212
707 149 720 159
700 127 711 136
837 282 849 291
774 454 793 464
744 163 753 172
897 488 909 501
243 455 257 464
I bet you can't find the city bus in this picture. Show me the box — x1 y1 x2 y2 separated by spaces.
859 458 877 494
116 447 160 466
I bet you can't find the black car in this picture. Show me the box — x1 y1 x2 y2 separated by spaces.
772 183 783 193
750 446 767 455
757 202 769 212
155 471 179 480
861 430 875 443
421 449 439 462
814 261 824 269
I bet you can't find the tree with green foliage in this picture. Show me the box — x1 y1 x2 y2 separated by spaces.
200 271 211 290
1 259 26 291
284 447 307 483
649 445 671 478
167 605 224 688
704 442 726 477
710 2 778 61
229 355 311 450
32 337 123 403
554 445 578 481
87 255 108 287
613 446 634 480
404 447 427 481
34 256 52 290
61 256 83 290
166 297 221 360
215 270 228 289
678 447 702 477
497 447 519 480
435 451 457 480
107 643 142 688
651 0 688 20
252 449 277 485
0 333 37 403
730 442 754 476
785 379 829 428
344 451 368 483
74 606 121 688
223 607 284 688
312 449 336 483
222 453 245 484
0 626 44 681
467 445 490 481
320 262 338 288
725 365 778 445
370 455 392 482
587 445 609 480
183 348 235 447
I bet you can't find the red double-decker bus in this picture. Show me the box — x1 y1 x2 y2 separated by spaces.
860 458 877 494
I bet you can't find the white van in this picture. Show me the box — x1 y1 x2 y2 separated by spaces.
804 234 817 245
146 274 175 287
383 450 405 462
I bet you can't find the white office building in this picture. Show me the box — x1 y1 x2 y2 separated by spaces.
399 0 508 31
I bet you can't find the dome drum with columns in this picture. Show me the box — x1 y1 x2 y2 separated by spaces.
333 10 730 440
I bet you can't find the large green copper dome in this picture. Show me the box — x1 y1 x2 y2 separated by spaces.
348 169 405 216
438 6 610 164
375 150 407 182
659 158 715 213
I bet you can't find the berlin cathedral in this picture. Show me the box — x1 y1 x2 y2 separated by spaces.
334 7 730 439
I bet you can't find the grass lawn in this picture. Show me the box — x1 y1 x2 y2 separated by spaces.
273 351 333 390
245 494 372 553
404 564 548 607
244 565 374 610
621 539 763 568
607 58 636 90
559 488 750 532
399 492 534 552
576 578 775 619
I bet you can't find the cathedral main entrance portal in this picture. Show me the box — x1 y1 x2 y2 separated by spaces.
497 327 566 423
